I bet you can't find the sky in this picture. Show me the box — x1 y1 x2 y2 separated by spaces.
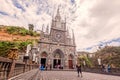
0 0 120 52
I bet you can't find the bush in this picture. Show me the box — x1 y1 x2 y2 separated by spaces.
6 26 39 37
6 26 18 34
0 41 33 57
78 56 93 67
19 29 29 36
0 41 14 57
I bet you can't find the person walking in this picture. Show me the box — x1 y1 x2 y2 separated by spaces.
101 64 105 72
40 64 44 71
105 64 108 73
76 64 82 77
107 64 111 73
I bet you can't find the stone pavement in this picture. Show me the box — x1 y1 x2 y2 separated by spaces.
9 70 120 80
8 69 39 80
35 71 120 80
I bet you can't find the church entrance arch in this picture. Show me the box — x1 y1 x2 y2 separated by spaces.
68 54 74 69
41 52 48 68
53 49 64 68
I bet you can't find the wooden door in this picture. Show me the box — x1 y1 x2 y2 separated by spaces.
69 60 73 69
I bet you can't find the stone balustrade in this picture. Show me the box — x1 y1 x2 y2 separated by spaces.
0 57 39 80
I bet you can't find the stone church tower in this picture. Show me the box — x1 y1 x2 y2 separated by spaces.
38 8 77 69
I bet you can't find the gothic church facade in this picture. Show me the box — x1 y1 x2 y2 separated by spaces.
38 8 77 69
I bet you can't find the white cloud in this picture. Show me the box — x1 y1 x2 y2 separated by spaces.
74 0 120 51
0 0 120 52
109 42 120 46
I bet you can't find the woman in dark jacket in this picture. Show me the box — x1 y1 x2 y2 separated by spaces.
76 64 82 77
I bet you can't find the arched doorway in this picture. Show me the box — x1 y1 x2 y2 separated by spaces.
41 52 48 68
53 49 64 68
68 54 74 69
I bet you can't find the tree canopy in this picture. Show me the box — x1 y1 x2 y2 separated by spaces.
95 46 120 68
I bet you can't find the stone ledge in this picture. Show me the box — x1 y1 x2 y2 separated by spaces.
0 57 12 62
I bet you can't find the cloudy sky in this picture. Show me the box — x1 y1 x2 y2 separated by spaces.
0 0 120 52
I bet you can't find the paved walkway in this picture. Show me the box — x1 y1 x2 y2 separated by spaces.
9 70 120 80
36 71 120 80
8 69 39 80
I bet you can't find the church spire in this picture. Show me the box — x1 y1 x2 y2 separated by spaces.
55 7 61 21
66 27 70 38
72 29 75 46
65 15 66 23
57 7 60 15
52 9 54 20
64 15 67 30
42 24 45 32
46 24 49 34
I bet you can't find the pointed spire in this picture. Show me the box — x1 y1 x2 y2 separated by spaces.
52 9 54 20
65 15 66 22
56 8 60 17
57 7 60 14
67 27 70 38
46 24 49 34
55 7 61 21
72 29 75 46
42 24 45 32
64 15 67 30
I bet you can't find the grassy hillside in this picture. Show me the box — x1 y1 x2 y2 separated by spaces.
0 25 40 41
0 25 40 57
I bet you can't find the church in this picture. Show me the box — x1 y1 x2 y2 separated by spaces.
38 8 77 69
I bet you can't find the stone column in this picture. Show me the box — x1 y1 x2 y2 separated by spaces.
52 58 54 69
64 55 68 69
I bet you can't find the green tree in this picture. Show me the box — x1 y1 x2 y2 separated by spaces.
0 40 33 57
95 46 120 68
78 56 93 67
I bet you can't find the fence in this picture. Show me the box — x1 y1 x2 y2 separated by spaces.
0 57 39 80
83 67 120 76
